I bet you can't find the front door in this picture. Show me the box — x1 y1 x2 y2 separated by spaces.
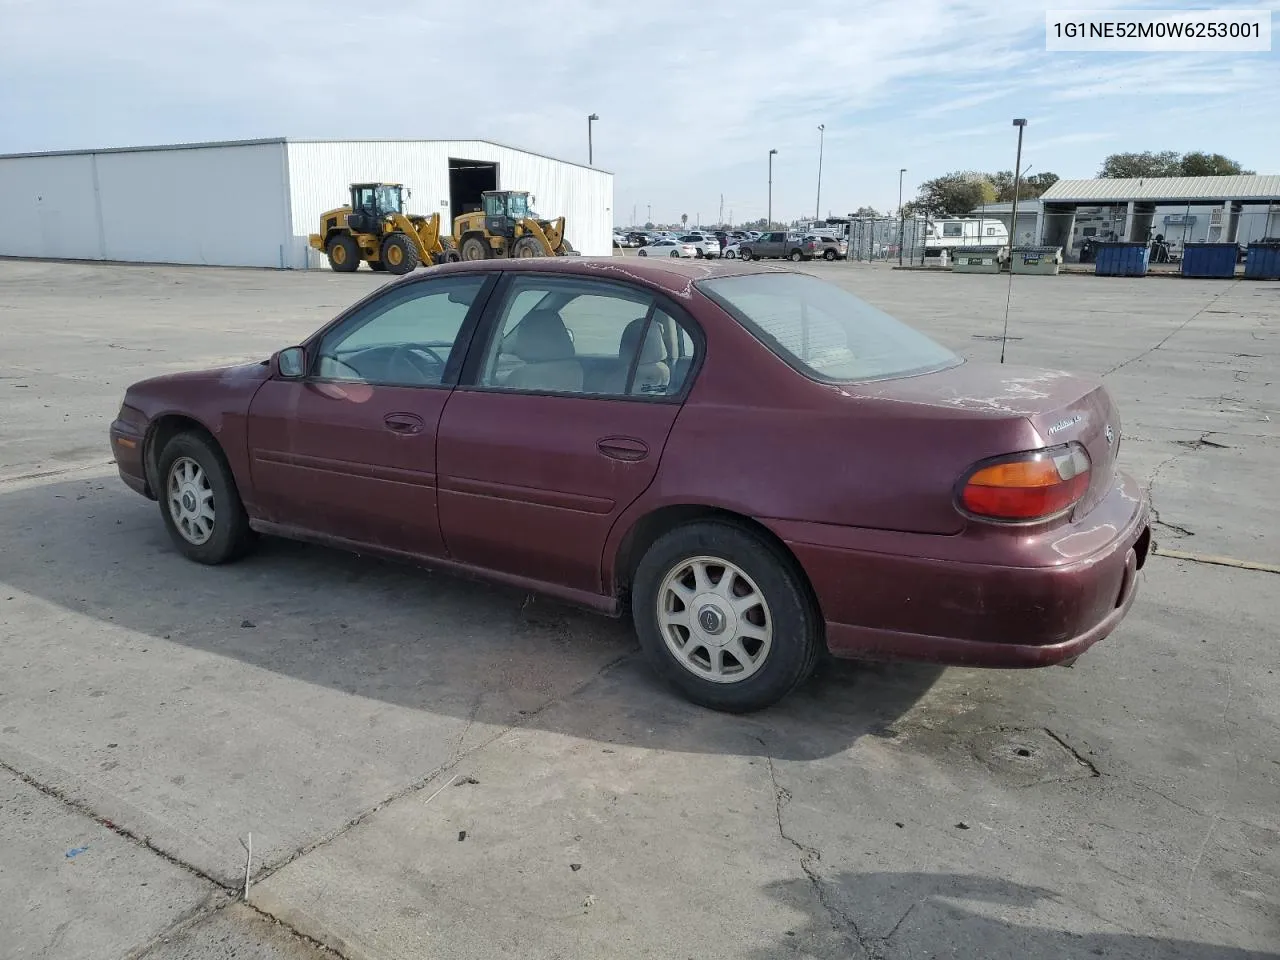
246 273 492 557
437 273 701 595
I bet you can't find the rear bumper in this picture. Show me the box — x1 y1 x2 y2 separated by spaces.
777 472 1150 668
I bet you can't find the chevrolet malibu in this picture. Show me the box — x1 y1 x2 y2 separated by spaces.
110 259 1149 712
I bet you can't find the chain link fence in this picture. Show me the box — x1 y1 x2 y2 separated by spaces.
844 217 933 263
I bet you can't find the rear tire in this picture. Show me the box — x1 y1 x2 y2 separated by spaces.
157 432 256 565
638 249 648 257
326 234 360 272
380 233 420 275
460 236 490 261
789 250 803 262
670 250 681 258
632 522 820 712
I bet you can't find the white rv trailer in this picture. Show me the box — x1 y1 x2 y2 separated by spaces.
919 217 1009 254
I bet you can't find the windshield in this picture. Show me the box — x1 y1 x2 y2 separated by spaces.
698 272 960 383
506 193 530 219
374 185 402 213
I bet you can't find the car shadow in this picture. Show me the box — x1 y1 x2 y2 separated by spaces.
0 476 941 762
751 871 1280 960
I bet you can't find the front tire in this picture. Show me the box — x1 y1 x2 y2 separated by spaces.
724 249 737 259
632 522 820 712
157 432 256 565
326 234 359 272
512 236 546 258
638 249 648 257
380 233 420 275
740 249 753 261
824 249 838 261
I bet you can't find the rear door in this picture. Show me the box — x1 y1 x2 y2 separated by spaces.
436 273 702 594
246 273 493 556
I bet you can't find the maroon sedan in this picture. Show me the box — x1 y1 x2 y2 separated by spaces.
110 259 1149 712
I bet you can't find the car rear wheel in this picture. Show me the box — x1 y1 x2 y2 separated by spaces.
789 250 803 262
638 249 648 257
632 522 820 712
157 432 256 565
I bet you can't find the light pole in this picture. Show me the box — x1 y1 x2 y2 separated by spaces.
647 202 651 225
1009 119 1028 252
815 125 825 222
897 167 907 266
587 114 598 166
768 148 778 228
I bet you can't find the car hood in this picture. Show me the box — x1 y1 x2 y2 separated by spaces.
133 360 272 391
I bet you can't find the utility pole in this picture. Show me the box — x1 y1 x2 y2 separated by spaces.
587 114 598 166
768 148 778 228
815 125 825 222
647 202 652 224
719 194 724 226
1009 119 1028 254
897 167 907 266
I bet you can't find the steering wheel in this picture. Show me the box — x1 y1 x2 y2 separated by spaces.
390 344 446 382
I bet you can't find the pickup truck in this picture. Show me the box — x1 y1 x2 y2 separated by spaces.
739 231 810 262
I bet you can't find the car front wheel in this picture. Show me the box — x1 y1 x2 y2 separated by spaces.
157 432 256 565
632 522 820 712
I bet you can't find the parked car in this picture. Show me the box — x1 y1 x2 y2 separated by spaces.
613 233 628 249
637 239 697 258
627 232 651 247
679 234 719 258
110 259 1149 712
721 241 743 259
739 232 810 261
805 235 847 261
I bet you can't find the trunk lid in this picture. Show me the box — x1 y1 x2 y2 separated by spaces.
865 361 1121 519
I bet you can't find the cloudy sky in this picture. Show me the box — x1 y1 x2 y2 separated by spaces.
1 0 1276 225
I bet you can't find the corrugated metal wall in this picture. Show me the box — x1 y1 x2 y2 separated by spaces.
285 140 613 267
0 142 290 267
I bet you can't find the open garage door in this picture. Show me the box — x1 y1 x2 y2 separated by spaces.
449 158 498 224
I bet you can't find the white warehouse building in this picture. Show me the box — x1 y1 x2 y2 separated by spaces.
0 137 614 267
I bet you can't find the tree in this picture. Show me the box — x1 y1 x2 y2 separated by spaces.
853 205 882 218
916 171 996 217
1099 151 1181 178
988 170 1060 202
643 221 654 230
680 213 688 228
1179 151 1254 177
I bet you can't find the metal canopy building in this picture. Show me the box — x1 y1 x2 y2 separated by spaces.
1038 175 1280 254
0 138 615 267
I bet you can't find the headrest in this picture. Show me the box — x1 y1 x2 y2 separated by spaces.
513 310 575 362
620 318 668 365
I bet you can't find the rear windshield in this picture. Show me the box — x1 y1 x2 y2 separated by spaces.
698 272 960 383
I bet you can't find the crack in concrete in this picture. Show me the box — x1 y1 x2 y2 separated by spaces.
1102 283 1240 378
764 754 871 959
0 757 230 891
764 753 923 959
1042 728 1101 777
4 651 639 960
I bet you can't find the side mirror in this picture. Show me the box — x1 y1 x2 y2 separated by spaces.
276 346 306 379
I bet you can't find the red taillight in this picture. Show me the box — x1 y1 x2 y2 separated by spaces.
959 443 1091 522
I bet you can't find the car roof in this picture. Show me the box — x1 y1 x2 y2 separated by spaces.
404 256 794 298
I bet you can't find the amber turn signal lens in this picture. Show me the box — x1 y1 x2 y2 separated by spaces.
961 444 1091 521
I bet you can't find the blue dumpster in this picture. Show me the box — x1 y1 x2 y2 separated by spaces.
1094 242 1150 277
1244 242 1280 280
1180 243 1238 279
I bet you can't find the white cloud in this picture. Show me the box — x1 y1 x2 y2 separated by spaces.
1 0 1275 223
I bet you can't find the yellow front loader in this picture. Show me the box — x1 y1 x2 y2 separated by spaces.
307 183 459 274
452 191 576 260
